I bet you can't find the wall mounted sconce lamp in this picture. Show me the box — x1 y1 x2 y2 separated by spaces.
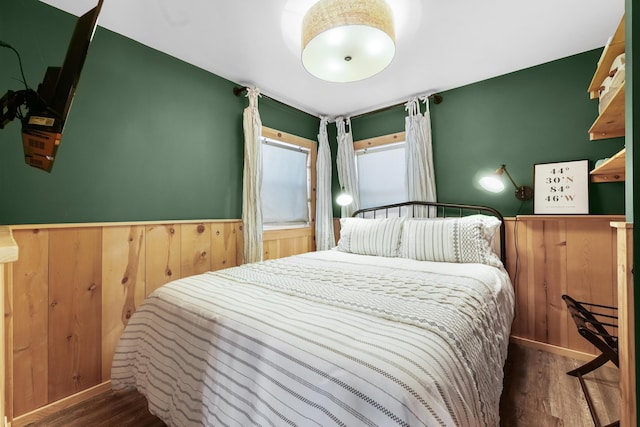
336 188 353 206
479 164 533 201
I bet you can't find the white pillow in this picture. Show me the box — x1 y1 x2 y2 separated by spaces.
399 214 502 267
337 217 405 257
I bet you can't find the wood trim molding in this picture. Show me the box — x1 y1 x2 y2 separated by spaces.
509 336 617 367
611 221 635 427
261 126 317 253
8 218 241 231
263 226 313 241
262 126 317 150
1 227 18 427
516 215 626 221
10 382 112 427
353 131 406 151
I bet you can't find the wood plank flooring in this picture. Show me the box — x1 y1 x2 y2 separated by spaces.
24 342 619 427
500 343 619 426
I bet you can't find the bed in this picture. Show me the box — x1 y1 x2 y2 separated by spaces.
111 201 515 427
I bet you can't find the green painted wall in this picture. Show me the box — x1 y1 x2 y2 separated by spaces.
0 1 318 225
1 3 627 224
350 50 626 217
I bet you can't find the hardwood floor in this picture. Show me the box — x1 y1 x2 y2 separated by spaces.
24 342 619 427
500 343 619 427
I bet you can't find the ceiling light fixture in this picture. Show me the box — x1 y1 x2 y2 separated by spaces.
301 0 396 83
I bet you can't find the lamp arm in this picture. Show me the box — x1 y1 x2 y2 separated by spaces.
501 166 520 190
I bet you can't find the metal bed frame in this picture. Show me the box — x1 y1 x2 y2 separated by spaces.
352 201 506 265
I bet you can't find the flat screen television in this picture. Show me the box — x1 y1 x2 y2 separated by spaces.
20 0 103 172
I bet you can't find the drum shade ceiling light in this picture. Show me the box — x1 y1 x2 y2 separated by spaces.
302 0 396 82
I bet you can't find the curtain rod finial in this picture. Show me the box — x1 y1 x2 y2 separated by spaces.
233 86 247 97
430 94 443 104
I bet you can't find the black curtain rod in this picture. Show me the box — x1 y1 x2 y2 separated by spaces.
349 94 443 121
233 86 442 121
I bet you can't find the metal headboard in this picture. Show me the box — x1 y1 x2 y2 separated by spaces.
352 201 506 265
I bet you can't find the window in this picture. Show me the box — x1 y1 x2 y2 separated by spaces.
355 133 407 210
260 127 316 229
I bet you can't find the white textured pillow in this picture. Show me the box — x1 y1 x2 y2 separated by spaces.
337 217 405 257
399 215 502 267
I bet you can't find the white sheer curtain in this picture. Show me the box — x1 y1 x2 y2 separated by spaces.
242 88 263 263
315 116 335 250
405 97 437 216
336 117 360 217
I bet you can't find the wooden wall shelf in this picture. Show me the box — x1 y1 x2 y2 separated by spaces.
589 83 625 141
587 17 625 99
590 148 626 182
587 13 626 185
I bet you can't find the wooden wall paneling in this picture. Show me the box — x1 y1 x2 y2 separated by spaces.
612 223 635 427
47 228 102 403
145 224 181 295
4 262 13 422
0 227 18 427
180 223 211 277
5 220 247 423
2 263 7 422
263 227 314 260
511 219 529 338
564 220 616 354
283 238 297 259
525 219 543 340
211 222 239 271
101 226 146 380
506 215 623 359
262 239 279 261
538 220 568 348
504 219 519 331
285 237 303 258
11 230 49 416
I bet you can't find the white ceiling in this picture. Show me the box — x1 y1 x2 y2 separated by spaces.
41 0 625 118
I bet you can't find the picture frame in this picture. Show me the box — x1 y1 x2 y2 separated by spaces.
533 159 590 214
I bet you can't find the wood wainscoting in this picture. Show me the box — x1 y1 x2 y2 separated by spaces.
5 220 243 422
1 227 19 427
4 219 317 424
263 226 314 260
611 222 635 427
505 215 624 357
4 214 628 424
3 219 318 425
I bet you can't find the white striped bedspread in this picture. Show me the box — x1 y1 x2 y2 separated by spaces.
111 250 515 427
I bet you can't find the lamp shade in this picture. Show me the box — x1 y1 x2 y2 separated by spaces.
336 192 354 206
302 0 396 82
479 164 533 201
479 175 505 193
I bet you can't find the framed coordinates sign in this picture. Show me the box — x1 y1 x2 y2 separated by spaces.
534 160 590 214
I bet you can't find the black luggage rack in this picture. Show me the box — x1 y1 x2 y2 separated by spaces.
562 294 619 427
